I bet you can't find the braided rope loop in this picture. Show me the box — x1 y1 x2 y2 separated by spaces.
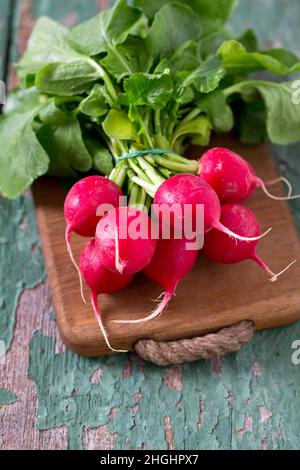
134 321 255 366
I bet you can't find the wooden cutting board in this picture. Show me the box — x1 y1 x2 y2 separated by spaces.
32 136 300 356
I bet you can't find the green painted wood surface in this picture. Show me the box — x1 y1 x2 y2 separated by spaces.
0 0 300 450
0 388 19 405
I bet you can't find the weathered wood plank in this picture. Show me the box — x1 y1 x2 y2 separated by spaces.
0 0 300 451
0 0 12 80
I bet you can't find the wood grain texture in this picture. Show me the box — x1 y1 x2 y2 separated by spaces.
33 136 300 356
1 0 300 451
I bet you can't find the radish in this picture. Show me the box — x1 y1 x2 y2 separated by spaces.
153 174 271 242
203 203 296 281
80 239 133 352
96 206 157 275
64 176 123 300
113 235 199 324
198 147 297 203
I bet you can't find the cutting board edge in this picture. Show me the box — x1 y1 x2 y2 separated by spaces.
53 286 300 357
55 307 300 358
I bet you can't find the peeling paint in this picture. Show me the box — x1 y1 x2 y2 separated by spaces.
28 332 133 450
164 366 183 392
211 357 223 377
164 416 175 450
19 218 29 233
252 362 262 377
0 388 19 405
259 405 272 423
261 437 268 450
131 354 146 376
237 416 253 440
82 425 118 451
197 400 204 431
132 393 141 418
0 282 66 449
49 309 56 322
0 195 46 353
90 368 103 385
109 407 118 421
227 392 233 404
18 320 300 450
123 356 133 379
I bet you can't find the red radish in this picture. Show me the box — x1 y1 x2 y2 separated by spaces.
64 176 123 300
96 206 157 275
198 147 297 203
153 174 271 242
113 235 199 324
203 203 296 281
80 239 133 352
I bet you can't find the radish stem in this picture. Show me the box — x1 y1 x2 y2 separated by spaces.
131 177 156 198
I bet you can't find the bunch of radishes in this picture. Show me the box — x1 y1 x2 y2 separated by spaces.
64 147 297 352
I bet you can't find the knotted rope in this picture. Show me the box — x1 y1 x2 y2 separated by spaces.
134 321 255 366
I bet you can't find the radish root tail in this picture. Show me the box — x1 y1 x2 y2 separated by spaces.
112 291 173 324
252 254 297 282
258 177 300 201
264 177 293 198
65 226 86 303
91 291 128 353
214 222 272 243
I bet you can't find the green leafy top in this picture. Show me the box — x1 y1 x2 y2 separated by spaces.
124 73 173 108
17 17 83 82
1 0 300 199
69 0 142 66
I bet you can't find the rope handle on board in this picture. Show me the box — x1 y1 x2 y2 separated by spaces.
134 321 255 366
